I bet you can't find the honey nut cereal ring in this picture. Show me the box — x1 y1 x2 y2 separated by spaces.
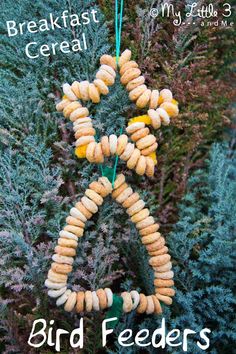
116 187 133 204
136 134 156 150
121 68 141 85
64 291 77 312
149 90 160 109
56 289 71 307
153 261 172 273
85 189 104 206
149 254 171 267
48 287 67 298
126 122 145 134
154 270 174 280
120 143 135 161
127 149 141 170
81 196 98 214
94 79 109 95
96 69 115 86
121 292 133 313
89 181 108 198
51 262 73 275
109 134 118 155
45 279 67 290
100 54 117 70
141 142 158 156
129 85 147 101
85 291 93 312
63 83 77 101
135 155 146 176
75 201 93 220
146 295 155 314
52 254 74 266
148 109 161 129
119 49 132 67
86 142 96 162
112 182 128 199
139 223 159 236
76 291 85 312
145 157 155 177
63 225 84 238
88 83 100 103
116 134 128 155
58 238 78 249
101 136 111 157
59 230 78 241
96 289 108 310
63 102 82 118
120 60 139 76
130 290 140 310
126 76 145 91
136 89 151 108
152 295 162 314
131 208 150 223
92 291 100 311
55 245 76 257
79 81 90 101
66 216 85 229
155 293 173 306
127 200 145 216
136 293 148 314
114 174 126 189
70 207 87 222
48 269 68 283
149 246 168 256
75 136 95 147
94 142 104 163
154 279 174 287
75 127 96 139
130 127 150 142
104 288 113 307
100 64 116 78
157 288 175 297
71 81 81 98
122 192 140 209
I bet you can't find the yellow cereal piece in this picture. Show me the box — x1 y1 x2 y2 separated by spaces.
75 145 88 158
171 99 178 105
128 115 152 126
158 96 164 105
148 152 157 165
63 95 68 100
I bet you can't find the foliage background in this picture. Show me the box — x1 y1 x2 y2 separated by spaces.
0 0 235 353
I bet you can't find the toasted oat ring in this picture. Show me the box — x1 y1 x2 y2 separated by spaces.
96 69 115 86
120 68 141 85
149 246 168 256
129 85 147 101
92 291 100 311
66 216 85 229
118 49 132 67
48 287 67 299
120 143 135 161
154 279 174 287
130 290 140 310
136 134 156 150
104 288 113 307
56 289 71 306
139 223 159 236
136 293 148 314
126 76 145 91
63 83 78 101
55 246 76 257
149 254 171 267
116 134 128 155
64 291 77 312
126 122 145 134
98 177 113 196
154 270 174 279
127 200 145 216
121 292 133 313
131 127 150 142
109 134 118 155
76 136 95 147
85 291 93 312
113 174 125 189
101 136 111 157
56 98 71 112
141 232 160 245
58 238 78 249
51 262 73 275
141 142 158 156
136 89 151 108
85 189 104 206
100 54 117 70
152 295 162 314
120 60 139 76
136 216 155 230
146 295 155 314
48 269 68 283
96 289 107 310
94 143 104 163
70 107 89 122
71 81 81 98
122 192 140 209
52 254 74 266
75 201 93 220
100 64 116 78
76 291 85 312
116 187 133 204
79 81 90 101
75 127 96 139
156 108 170 125
131 208 150 223
145 157 155 177
157 288 175 297
135 155 146 176
63 102 82 118
94 79 109 95
60 229 79 240
81 196 98 214
112 182 128 199
127 149 141 170
153 261 172 273
89 83 101 103
155 293 173 305
86 142 96 162
149 90 160 109
89 180 108 197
